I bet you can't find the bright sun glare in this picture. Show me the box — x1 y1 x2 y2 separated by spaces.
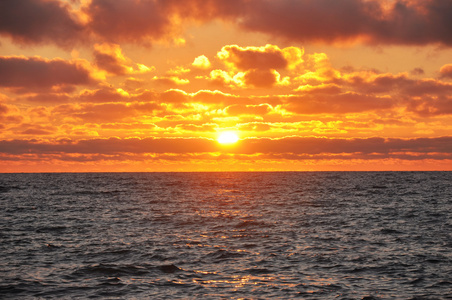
217 132 239 144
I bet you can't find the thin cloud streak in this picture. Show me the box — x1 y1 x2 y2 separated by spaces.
1 136 451 158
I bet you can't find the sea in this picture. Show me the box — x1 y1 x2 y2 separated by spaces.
0 172 451 299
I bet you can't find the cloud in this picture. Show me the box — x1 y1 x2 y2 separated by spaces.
11 123 55 135
176 123 218 132
282 93 394 114
152 76 190 86
225 104 272 116
0 103 9 115
207 69 246 89
192 55 211 69
238 0 452 46
217 44 304 71
0 137 218 155
243 69 280 87
406 96 452 116
218 44 289 70
20 86 158 105
0 100 23 128
22 93 72 104
0 0 183 47
440 64 452 79
100 122 158 130
1 136 451 162
235 136 452 159
93 43 154 75
0 0 244 47
93 43 131 75
84 0 176 44
294 83 342 94
0 0 84 48
411 68 425 76
344 71 452 97
78 86 131 103
237 122 272 132
211 44 300 88
0 56 96 92
2 0 452 48
52 102 161 123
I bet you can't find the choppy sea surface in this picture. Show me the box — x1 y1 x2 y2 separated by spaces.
1 172 451 299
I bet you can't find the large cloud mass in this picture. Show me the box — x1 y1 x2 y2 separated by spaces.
238 0 452 46
1 0 452 47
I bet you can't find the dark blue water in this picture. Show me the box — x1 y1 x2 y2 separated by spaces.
1 172 451 299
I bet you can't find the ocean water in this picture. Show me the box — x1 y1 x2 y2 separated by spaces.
0 172 451 299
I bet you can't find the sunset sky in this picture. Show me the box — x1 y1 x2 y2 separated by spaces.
1 0 452 172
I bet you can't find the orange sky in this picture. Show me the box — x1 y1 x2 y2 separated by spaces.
1 0 452 172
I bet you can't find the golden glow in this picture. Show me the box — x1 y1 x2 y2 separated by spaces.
217 132 239 144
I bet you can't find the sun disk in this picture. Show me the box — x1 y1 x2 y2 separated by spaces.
217 132 239 144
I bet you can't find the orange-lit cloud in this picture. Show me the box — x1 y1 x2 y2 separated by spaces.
210 44 300 88
225 104 272 116
93 43 154 76
192 55 211 69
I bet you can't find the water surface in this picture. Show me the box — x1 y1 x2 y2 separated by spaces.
1 172 451 299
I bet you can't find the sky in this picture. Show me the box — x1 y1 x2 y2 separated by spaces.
1 0 452 172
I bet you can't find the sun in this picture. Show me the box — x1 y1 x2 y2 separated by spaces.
217 132 239 144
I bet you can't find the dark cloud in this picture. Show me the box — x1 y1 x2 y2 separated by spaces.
2 0 452 48
18 128 54 135
239 0 452 46
236 136 452 157
411 68 425 76
0 56 96 91
84 0 172 44
406 96 452 116
1 136 451 161
244 69 278 87
52 102 161 123
0 137 217 155
0 0 84 47
219 45 288 70
23 93 72 104
0 103 8 115
440 64 452 79
78 87 130 103
346 72 452 98
283 93 393 114
93 44 129 75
